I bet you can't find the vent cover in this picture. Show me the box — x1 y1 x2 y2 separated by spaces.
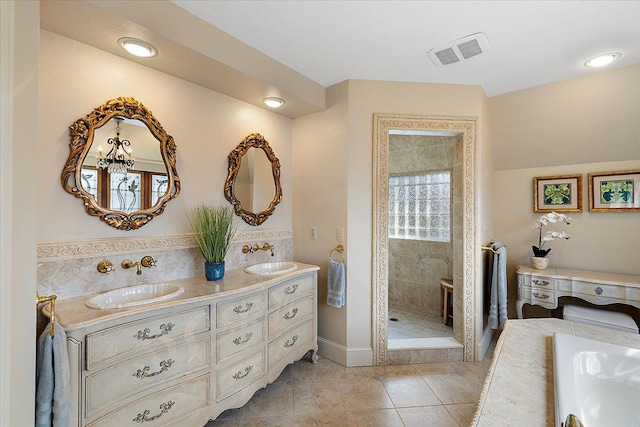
428 33 490 67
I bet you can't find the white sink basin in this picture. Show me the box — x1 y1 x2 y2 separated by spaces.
553 333 640 427
85 283 184 309
245 261 297 276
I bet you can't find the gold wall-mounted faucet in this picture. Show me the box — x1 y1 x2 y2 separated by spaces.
121 256 157 275
97 260 114 274
242 243 275 256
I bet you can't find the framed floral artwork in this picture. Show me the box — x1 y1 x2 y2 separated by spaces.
533 174 582 213
588 170 640 212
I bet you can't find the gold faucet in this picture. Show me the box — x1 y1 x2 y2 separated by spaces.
242 243 275 256
122 256 157 275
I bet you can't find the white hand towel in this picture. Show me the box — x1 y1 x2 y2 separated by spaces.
327 259 346 308
36 322 72 427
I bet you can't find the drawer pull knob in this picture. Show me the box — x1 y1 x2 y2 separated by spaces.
595 286 604 295
133 323 175 341
233 333 253 345
284 308 299 320
284 335 299 348
532 279 550 286
233 302 254 314
132 359 174 379
233 365 253 380
284 284 299 295
532 292 550 299
132 400 174 423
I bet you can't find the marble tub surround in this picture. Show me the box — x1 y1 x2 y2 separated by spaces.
472 318 640 427
37 231 293 299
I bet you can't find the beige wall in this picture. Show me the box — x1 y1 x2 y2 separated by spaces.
490 65 640 318
491 64 640 171
38 30 294 243
1 1 39 425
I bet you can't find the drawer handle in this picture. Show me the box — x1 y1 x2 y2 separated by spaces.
284 284 299 295
532 292 550 299
233 302 254 314
284 308 299 320
284 335 298 348
595 286 604 295
232 365 253 380
532 279 550 286
133 323 175 341
132 359 174 379
132 400 175 423
233 333 253 346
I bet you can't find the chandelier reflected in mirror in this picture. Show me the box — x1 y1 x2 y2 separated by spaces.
96 117 135 174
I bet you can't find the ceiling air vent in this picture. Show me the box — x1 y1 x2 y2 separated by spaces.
428 33 490 67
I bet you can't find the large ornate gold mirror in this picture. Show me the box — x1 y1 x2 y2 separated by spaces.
224 133 282 226
61 97 180 230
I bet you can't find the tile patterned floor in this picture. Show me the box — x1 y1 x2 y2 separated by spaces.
388 303 453 339
204 344 494 427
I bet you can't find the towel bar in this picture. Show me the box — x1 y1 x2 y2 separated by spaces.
481 240 506 254
329 244 345 263
36 292 57 336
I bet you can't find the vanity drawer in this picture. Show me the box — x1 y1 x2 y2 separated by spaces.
216 290 266 328
569 280 626 299
268 275 315 310
216 317 265 363
268 319 315 366
86 373 210 427
85 336 211 417
215 348 265 402
268 296 315 340
86 306 210 370
521 287 556 309
521 275 555 289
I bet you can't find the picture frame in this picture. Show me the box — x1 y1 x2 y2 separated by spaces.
533 174 582 213
588 169 640 212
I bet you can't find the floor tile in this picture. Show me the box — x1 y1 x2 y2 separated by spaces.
446 402 479 426
346 409 405 427
240 382 293 418
383 374 442 407
397 405 460 427
338 377 395 410
292 379 345 416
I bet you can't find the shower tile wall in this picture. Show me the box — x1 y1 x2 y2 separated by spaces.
388 134 460 323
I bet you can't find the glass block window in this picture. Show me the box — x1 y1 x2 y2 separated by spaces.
109 172 141 214
389 171 451 242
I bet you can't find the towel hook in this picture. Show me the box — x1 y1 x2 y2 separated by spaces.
36 292 57 337
329 244 345 263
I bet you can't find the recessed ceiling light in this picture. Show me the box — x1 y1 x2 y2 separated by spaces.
262 97 285 108
118 37 158 58
584 52 621 68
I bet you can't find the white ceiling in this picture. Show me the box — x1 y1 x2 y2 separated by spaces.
172 0 640 97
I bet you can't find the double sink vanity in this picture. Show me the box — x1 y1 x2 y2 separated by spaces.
48 262 319 427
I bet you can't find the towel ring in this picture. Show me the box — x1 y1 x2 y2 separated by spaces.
36 291 57 337
329 244 345 263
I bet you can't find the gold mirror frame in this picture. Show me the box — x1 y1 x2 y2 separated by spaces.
224 133 282 226
61 97 180 230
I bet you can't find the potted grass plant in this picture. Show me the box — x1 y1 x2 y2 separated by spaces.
188 204 240 281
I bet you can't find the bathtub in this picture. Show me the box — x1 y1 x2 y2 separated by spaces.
553 333 640 427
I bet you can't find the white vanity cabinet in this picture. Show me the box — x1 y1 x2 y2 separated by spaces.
57 264 319 427
516 265 640 319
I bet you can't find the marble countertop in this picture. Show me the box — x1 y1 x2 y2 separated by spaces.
472 318 640 427
46 262 319 331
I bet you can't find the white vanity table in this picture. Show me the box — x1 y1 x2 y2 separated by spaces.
50 262 319 427
516 265 640 319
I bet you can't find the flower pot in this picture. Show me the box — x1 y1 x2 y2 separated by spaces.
205 261 225 281
530 256 549 270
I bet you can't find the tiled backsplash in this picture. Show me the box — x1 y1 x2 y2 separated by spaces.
37 230 293 299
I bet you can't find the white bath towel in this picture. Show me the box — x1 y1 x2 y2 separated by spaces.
489 242 508 329
35 321 72 427
326 259 346 308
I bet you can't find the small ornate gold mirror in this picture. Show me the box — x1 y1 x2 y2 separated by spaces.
61 97 180 230
224 133 282 226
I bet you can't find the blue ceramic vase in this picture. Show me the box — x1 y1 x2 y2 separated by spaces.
205 261 225 281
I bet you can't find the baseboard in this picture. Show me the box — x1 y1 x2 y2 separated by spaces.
477 325 495 361
317 337 373 367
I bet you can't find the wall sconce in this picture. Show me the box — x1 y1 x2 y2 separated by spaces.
96 117 135 174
